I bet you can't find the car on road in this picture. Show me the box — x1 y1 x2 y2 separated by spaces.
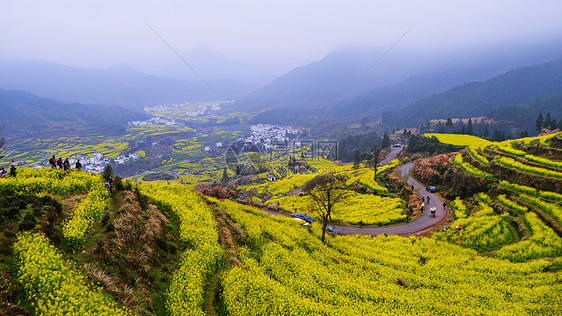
326 224 340 234
426 185 437 193
291 213 316 223
392 143 402 147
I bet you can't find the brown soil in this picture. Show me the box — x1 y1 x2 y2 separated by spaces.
71 190 181 315
204 200 246 316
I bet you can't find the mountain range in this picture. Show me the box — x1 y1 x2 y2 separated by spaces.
382 59 562 129
0 88 146 138
238 40 562 128
2 39 562 134
0 58 254 111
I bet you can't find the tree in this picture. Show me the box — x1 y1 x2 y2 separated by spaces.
536 113 544 132
352 149 361 168
483 125 489 138
467 118 473 135
304 174 345 242
381 133 391 148
0 126 4 159
102 165 113 181
221 167 229 183
445 118 453 127
544 112 553 130
371 145 381 180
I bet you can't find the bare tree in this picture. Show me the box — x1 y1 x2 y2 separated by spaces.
304 174 346 242
371 145 381 181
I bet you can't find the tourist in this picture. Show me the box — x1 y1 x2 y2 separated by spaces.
9 164 16 177
75 159 82 170
0 167 7 177
49 155 57 168
57 158 63 169
360 219 364 228
63 158 70 170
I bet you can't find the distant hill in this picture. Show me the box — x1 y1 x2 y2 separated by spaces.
0 59 254 111
154 46 276 87
486 94 562 133
238 46 417 110
242 40 562 130
382 59 562 129
0 88 146 137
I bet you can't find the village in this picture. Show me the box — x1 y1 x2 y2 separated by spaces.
26 152 141 173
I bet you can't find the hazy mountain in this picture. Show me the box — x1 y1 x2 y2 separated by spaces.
153 46 276 87
239 40 562 126
238 46 415 110
486 94 562 133
382 59 562 129
0 58 254 111
0 88 146 137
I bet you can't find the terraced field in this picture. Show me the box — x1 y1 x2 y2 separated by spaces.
1 132 561 315
438 132 562 262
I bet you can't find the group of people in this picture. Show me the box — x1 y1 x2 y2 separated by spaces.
0 160 17 177
48 155 82 171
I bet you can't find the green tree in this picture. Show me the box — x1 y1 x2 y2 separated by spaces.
305 174 345 243
102 165 113 181
467 118 474 135
445 118 453 127
544 112 553 130
536 113 544 132
221 167 229 183
352 149 361 168
381 133 391 148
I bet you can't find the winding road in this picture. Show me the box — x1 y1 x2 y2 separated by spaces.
335 162 449 236
261 146 450 236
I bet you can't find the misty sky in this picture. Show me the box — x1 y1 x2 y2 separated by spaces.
2 0 561 76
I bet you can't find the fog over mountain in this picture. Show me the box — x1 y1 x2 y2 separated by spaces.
241 39 562 125
0 58 254 111
2 0 562 127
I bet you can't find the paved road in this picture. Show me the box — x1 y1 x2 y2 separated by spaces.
335 162 448 236
378 145 402 166
260 158 449 236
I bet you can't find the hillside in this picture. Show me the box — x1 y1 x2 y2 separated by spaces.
382 59 562 129
1 131 562 315
0 59 254 111
0 88 146 137
486 94 562 133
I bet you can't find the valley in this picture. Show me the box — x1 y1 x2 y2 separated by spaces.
2 6 562 313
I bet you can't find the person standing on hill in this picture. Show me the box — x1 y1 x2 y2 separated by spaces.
0 167 7 177
63 158 70 170
49 155 57 168
75 159 82 170
57 158 63 169
9 163 16 177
